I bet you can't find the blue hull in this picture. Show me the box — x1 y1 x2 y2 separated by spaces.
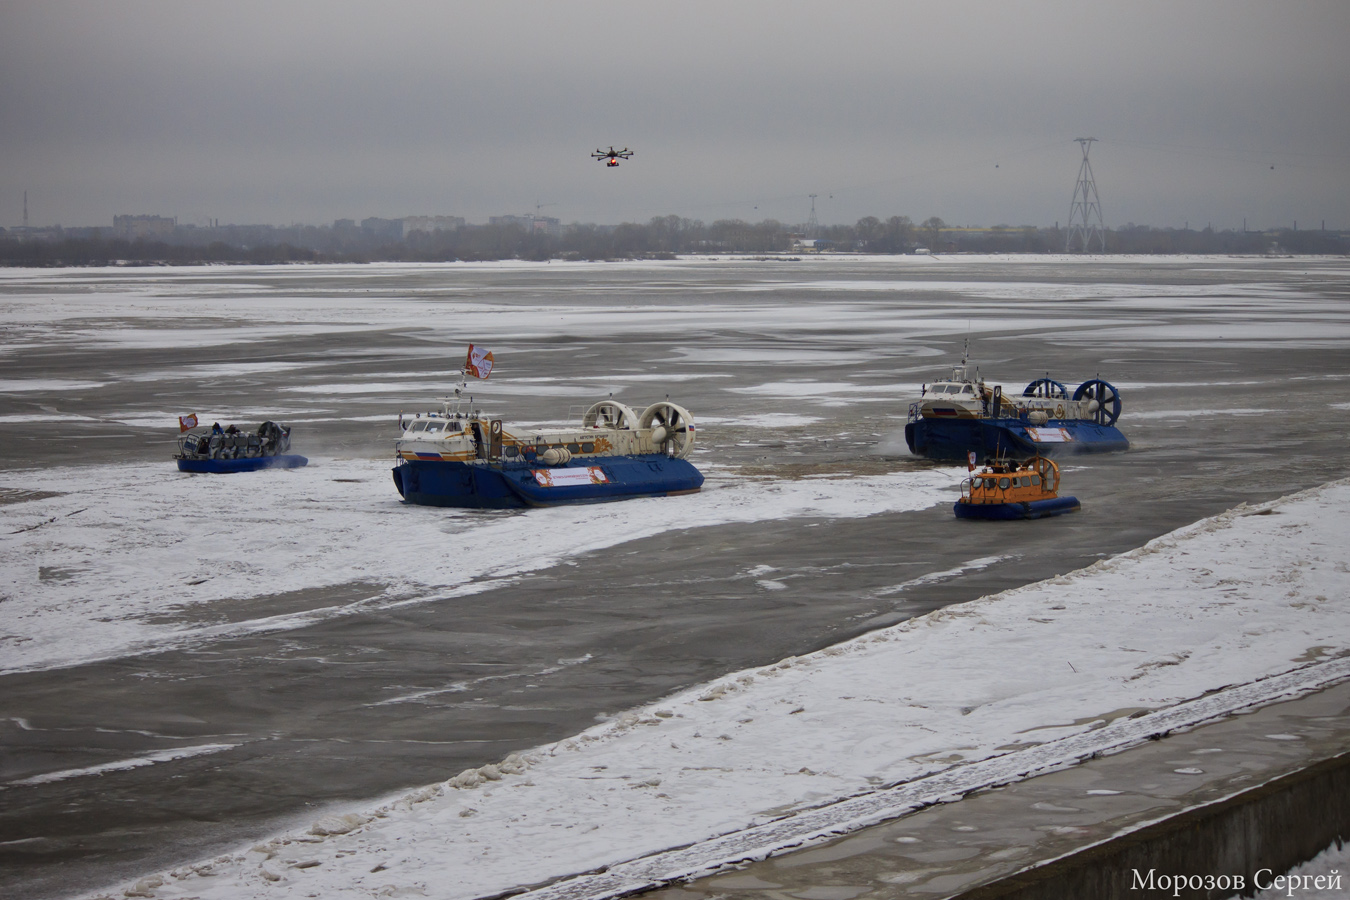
954 496 1081 520
392 455 704 508
177 454 308 474
906 418 1127 463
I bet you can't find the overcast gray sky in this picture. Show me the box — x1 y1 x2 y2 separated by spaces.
3 1 1347 230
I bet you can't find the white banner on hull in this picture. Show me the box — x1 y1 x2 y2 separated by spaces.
1024 426 1074 443
532 467 609 488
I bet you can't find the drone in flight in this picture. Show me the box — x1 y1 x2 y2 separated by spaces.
592 146 634 167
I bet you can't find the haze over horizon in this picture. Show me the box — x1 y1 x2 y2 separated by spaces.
3 1 1348 232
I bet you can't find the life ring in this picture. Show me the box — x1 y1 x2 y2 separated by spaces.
488 419 504 460
1055 403 1065 419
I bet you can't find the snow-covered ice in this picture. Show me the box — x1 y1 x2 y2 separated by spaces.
0 462 961 675
79 477 1350 900
14 744 242 787
1249 840 1350 900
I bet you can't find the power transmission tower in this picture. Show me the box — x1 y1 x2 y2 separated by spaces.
806 194 819 239
1065 138 1105 252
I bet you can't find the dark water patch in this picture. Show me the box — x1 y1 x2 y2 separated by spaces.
0 488 65 506
136 580 388 627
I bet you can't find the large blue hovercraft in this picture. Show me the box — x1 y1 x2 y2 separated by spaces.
392 396 704 509
904 355 1127 463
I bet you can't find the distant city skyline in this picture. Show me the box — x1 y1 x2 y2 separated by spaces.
10 209 1339 236
3 2 1348 231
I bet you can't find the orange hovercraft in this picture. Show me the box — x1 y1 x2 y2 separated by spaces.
955 454 1080 520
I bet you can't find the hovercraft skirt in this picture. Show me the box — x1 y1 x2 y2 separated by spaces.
392 455 704 509
177 455 308 474
954 496 1081 520
907 418 1127 463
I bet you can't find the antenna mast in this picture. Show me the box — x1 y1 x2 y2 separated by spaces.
1065 138 1105 253
806 194 819 239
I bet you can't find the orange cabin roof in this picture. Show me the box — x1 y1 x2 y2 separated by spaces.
960 458 1061 505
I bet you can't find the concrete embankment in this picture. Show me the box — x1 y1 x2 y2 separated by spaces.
644 676 1350 900
954 750 1349 900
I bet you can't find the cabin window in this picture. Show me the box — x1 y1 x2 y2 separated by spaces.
411 421 429 432
1031 475 1041 485
567 443 581 453
581 442 595 453
425 422 443 433
998 477 1010 489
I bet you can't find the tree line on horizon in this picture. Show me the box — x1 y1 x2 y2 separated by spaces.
1 214 1343 266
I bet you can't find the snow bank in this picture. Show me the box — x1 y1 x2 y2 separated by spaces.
1250 840 1350 900
82 477 1350 900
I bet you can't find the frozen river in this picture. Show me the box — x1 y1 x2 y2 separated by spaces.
1 255 1348 897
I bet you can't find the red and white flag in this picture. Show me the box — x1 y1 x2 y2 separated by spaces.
464 344 494 380
967 450 977 472
179 413 199 433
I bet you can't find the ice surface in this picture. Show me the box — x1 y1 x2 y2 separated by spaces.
0 378 110 392
5 255 1348 898
695 414 824 427
83 477 1350 900
0 461 961 675
3 261 1345 401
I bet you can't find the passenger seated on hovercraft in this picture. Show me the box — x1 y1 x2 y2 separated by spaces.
256 421 290 456
179 421 292 460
